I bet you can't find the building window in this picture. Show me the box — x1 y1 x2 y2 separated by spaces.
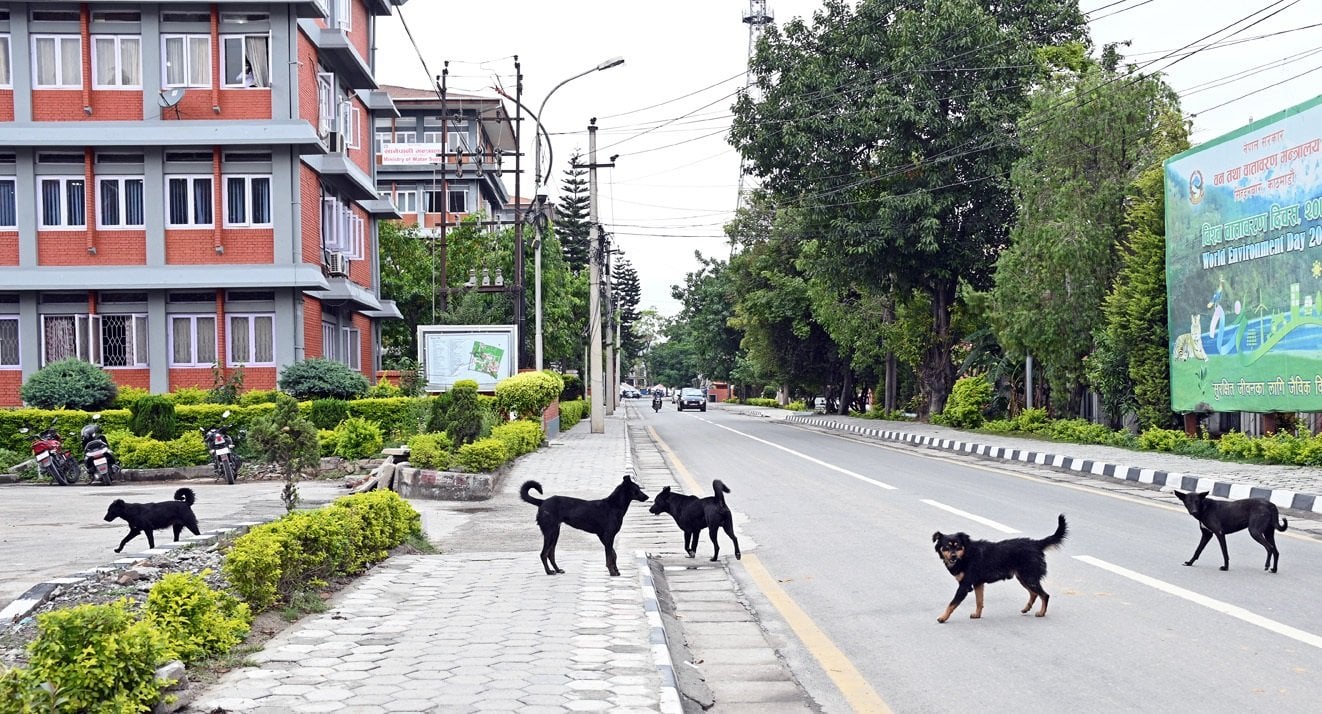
38 177 86 229
169 314 216 366
392 190 417 214
0 35 12 88
317 72 335 136
96 177 145 228
221 34 269 88
41 315 89 364
224 175 272 227
166 176 213 227
341 102 361 149
162 34 209 88
92 35 141 88
333 0 352 31
0 179 15 228
342 327 360 370
32 35 81 88
229 314 274 365
91 10 142 23
0 317 19 368
321 195 363 260
96 314 148 367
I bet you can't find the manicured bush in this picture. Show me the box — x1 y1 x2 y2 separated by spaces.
23 599 172 713
278 358 370 400
932 374 993 429
491 420 543 457
1136 426 1191 453
347 396 432 439
1009 407 1050 433
317 429 338 457
405 432 453 469
248 394 319 512
495 370 564 421
454 437 508 472
437 380 484 446
558 399 586 430
308 398 350 430
144 571 251 664
334 416 384 460
786 400 806 411
129 395 179 440
238 389 280 406
109 432 171 469
114 385 152 410
331 491 423 571
559 372 584 402
366 377 402 398
167 386 211 405
20 358 119 411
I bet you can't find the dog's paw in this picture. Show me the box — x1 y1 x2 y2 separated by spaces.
969 613 981 619
1219 565 1229 571
1183 560 1195 566
936 616 948 624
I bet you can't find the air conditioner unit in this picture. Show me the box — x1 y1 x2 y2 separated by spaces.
326 252 348 276
326 130 344 153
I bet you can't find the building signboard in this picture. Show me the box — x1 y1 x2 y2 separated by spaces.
417 324 517 392
380 142 447 165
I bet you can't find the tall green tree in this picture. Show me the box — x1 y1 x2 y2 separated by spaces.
730 0 1087 418
556 154 592 274
378 221 436 366
671 253 741 381
612 258 644 366
992 56 1185 416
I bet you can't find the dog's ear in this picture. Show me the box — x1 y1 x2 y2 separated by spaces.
660 486 671 494
932 531 942 543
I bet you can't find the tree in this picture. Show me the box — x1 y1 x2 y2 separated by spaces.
612 257 644 366
992 56 1185 416
671 253 741 382
248 394 319 512
378 221 436 366
730 0 1088 418
556 154 592 274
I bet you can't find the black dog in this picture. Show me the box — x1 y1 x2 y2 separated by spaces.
932 514 1067 623
104 487 201 553
520 476 649 577
649 479 740 562
1173 490 1287 572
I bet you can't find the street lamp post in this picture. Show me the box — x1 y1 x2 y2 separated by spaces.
529 57 624 372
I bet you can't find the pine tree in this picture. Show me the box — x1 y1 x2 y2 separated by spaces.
612 258 644 366
556 154 592 274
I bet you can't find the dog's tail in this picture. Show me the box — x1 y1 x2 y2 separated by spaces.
1038 514 1068 550
520 480 544 506
712 479 731 507
1277 516 1289 532
174 487 195 506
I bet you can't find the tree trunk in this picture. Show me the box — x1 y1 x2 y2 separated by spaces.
922 279 958 418
838 369 854 416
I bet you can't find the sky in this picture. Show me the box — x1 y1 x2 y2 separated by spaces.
373 0 1322 318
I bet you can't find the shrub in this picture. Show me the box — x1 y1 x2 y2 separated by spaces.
129 395 179 440
348 397 431 439
366 377 402 399
238 389 280 406
437 380 484 446
745 397 779 408
20 358 119 411
308 398 350 430
334 416 384 460
109 432 171 469
558 399 586 430
406 432 453 469
1137 426 1191 453
1043 418 1118 445
786 400 806 411
278 358 370 400
166 430 210 466
208 364 245 405
167 386 211 405
1215 430 1258 461
491 420 543 457
114 385 151 410
559 372 584 402
144 571 251 664
932 374 993 429
248 394 319 512
24 599 171 713
317 429 338 457
495 370 564 421
1010 407 1050 433
454 437 508 472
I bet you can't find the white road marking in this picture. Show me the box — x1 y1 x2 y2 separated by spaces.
1075 555 1322 650
920 499 1020 533
705 419 898 490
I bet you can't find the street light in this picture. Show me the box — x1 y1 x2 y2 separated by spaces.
529 56 625 371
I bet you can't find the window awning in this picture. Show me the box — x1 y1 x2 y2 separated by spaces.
298 22 376 90
2 121 325 152
302 153 379 201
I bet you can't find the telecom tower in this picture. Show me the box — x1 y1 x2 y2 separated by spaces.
738 0 773 209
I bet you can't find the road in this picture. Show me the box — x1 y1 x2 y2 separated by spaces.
0 478 348 612
641 402 1322 712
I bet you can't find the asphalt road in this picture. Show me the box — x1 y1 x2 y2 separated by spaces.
643 404 1322 713
0 478 348 612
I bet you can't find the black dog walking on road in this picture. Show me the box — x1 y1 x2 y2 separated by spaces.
932 514 1068 623
103 487 201 553
649 479 740 562
1174 490 1288 572
520 476 649 577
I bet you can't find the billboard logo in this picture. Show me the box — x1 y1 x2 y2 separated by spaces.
1189 170 1205 205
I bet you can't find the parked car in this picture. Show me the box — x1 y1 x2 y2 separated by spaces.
677 387 707 412
621 386 640 399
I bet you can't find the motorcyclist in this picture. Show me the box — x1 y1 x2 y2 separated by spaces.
651 388 664 412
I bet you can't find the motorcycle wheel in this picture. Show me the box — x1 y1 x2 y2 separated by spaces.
220 459 237 485
50 455 75 486
97 464 114 486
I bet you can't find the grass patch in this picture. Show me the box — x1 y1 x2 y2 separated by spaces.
279 591 328 622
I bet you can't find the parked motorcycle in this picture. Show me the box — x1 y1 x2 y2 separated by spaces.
79 413 121 486
202 410 242 485
20 418 79 486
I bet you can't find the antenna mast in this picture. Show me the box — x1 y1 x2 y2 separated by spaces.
738 0 773 209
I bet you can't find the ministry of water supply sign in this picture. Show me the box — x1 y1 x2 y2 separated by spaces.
1165 94 1322 412
417 325 517 392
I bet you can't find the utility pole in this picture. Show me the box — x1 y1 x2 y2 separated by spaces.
513 56 527 370
437 63 450 312
605 239 616 414
588 119 604 433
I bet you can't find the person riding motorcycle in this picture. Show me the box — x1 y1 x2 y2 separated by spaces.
651 388 664 412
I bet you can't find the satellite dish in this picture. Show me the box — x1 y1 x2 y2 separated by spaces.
158 88 186 109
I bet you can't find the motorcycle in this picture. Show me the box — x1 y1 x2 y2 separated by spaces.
202 410 242 485
20 418 79 486
80 413 121 486
652 394 663 413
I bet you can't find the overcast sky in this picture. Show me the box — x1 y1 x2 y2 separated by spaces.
373 1 1322 318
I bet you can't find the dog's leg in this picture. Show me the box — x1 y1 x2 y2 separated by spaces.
541 524 565 575
1019 579 1038 615
707 524 721 562
599 532 620 576
1214 532 1230 571
971 583 985 619
939 582 972 623
684 529 697 558
1249 528 1278 573
172 524 183 542
115 529 139 553
1185 529 1214 566
144 529 156 549
724 518 741 560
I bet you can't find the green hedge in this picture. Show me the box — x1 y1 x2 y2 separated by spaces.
559 399 586 430
491 420 544 458
454 437 508 472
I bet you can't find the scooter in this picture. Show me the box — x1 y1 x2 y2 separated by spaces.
202 410 242 485
652 394 663 413
20 418 79 486
80 413 121 486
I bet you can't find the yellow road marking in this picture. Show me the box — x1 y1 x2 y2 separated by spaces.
647 424 892 713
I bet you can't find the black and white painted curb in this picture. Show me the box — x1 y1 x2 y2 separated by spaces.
786 415 1322 516
0 521 262 626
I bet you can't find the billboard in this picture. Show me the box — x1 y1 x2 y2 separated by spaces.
1165 94 1322 412
417 325 517 392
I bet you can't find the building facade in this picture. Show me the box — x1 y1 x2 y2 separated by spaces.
0 0 403 406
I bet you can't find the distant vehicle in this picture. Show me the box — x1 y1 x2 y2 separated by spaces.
677 387 707 412
621 385 640 399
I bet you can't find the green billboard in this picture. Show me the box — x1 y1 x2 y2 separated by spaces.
1165 94 1322 413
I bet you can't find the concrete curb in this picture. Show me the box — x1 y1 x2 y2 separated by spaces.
785 414 1322 516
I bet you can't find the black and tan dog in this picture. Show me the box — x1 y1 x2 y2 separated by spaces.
649 479 740 562
104 487 201 553
521 476 648 577
1174 490 1287 572
932 514 1067 623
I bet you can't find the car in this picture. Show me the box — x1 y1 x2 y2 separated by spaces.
677 387 707 412
621 386 640 399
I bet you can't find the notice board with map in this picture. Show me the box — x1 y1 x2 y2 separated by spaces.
417 325 517 392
